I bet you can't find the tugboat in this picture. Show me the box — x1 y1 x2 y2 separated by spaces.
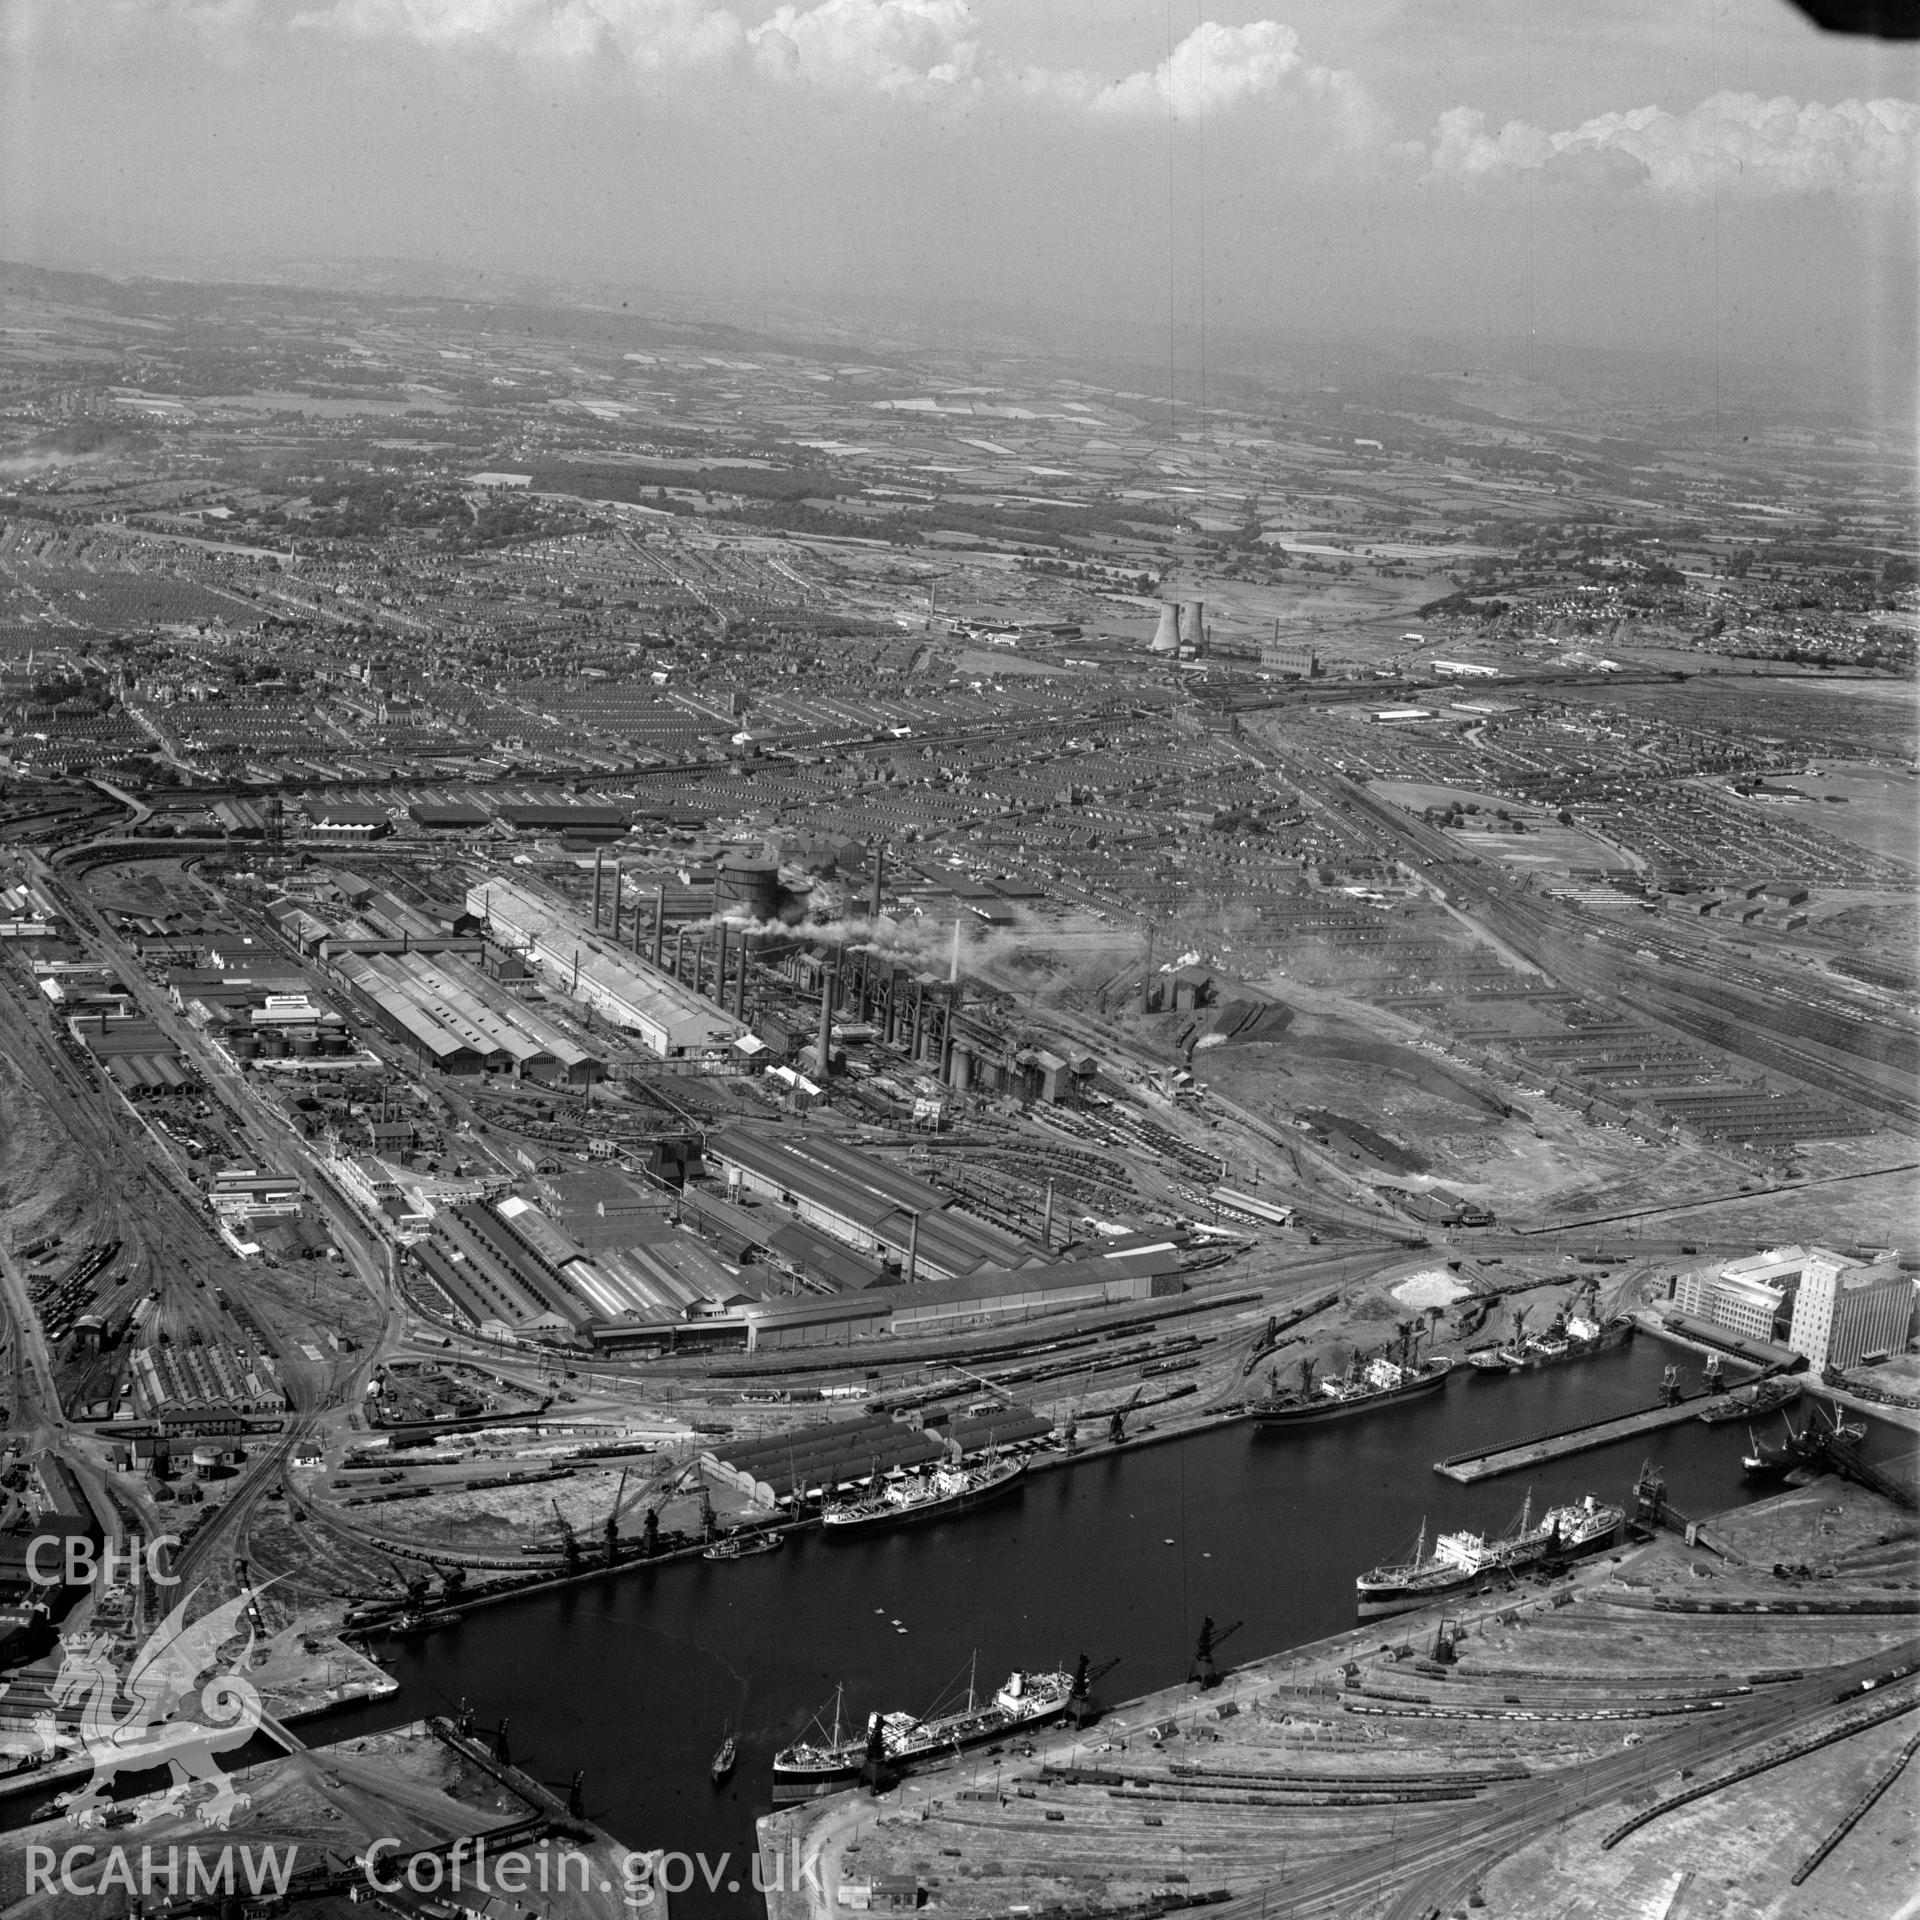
772 1664 1073 1800
1355 1494 1625 1620
1252 1348 1454 1427
710 1732 737 1785
820 1456 1026 1535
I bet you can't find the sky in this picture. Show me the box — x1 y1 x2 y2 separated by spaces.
2 2 1915 406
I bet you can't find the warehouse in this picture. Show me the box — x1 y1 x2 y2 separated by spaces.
332 951 498 1073
702 1126 1036 1282
466 874 746 1060
887 1248 1181 1334
331 948 602 1083
410 801 492 831
496 804 630 840
731 1245 1178 1351
304 804 391 842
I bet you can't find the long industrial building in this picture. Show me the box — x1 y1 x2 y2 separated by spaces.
411 1191 750 1338
331 947 602 1083
702 1124 1039 1282
465 873 746 1060
729 1245 1181 1351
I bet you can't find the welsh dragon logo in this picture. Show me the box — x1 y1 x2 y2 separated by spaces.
50 1582 273 1829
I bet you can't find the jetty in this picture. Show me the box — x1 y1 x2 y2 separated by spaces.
1435 1389 1748 1484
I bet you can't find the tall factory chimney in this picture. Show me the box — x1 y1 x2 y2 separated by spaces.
1184 600 1207 656
869 843 885 922
814 968 837 1078
610 861 623 945
652 886 666 968
1149 602 1182 654
592 849 605 926
673 925 686 982
1042 1179 1054 1251
733 945 748 1022
948 918 961 986
714 919 729 1003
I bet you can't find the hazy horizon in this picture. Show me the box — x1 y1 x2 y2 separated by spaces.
4 2 1915 421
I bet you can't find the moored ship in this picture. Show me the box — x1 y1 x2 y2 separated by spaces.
1742 1404 1866 1479
1252 1352 1453 1427
1492 1314 1635 1372
772 1667 1073 1800
820 1456 1027 1535
1356 1493 1625 1620
703 1530 785 1561
1697 1376 1802 1426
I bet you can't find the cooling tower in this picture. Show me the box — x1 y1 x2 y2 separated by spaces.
1149 603 1182 654
1184 600 1206 655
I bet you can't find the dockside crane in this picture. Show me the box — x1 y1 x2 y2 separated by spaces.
552 1500 580 1576
1190 1616 1243 1690
1109 1384 1145 1446
389 1558 432 1610
1066 1653 1121 1727
604 1467 631 1568
1240 1314 1281 1380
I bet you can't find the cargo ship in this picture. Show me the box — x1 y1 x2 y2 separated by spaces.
772 1667 1073 1800
1356 1493 1625 1620
1697 1376 1801 1426
702 1530 785 1561
820 1456 1026 1535
1473 1314 1634 1374
1742 1405 1866 1479
1252 1353 1453 1427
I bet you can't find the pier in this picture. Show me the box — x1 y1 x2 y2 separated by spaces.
1434 1389 1746 1483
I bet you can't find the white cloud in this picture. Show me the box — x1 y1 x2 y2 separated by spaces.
749 0 980 98
293 0 980 95
1421 91 1920 198
287 4 1362 121
1087 21 1329 119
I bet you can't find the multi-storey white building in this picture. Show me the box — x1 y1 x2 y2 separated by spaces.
1788 1254 1917 1372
